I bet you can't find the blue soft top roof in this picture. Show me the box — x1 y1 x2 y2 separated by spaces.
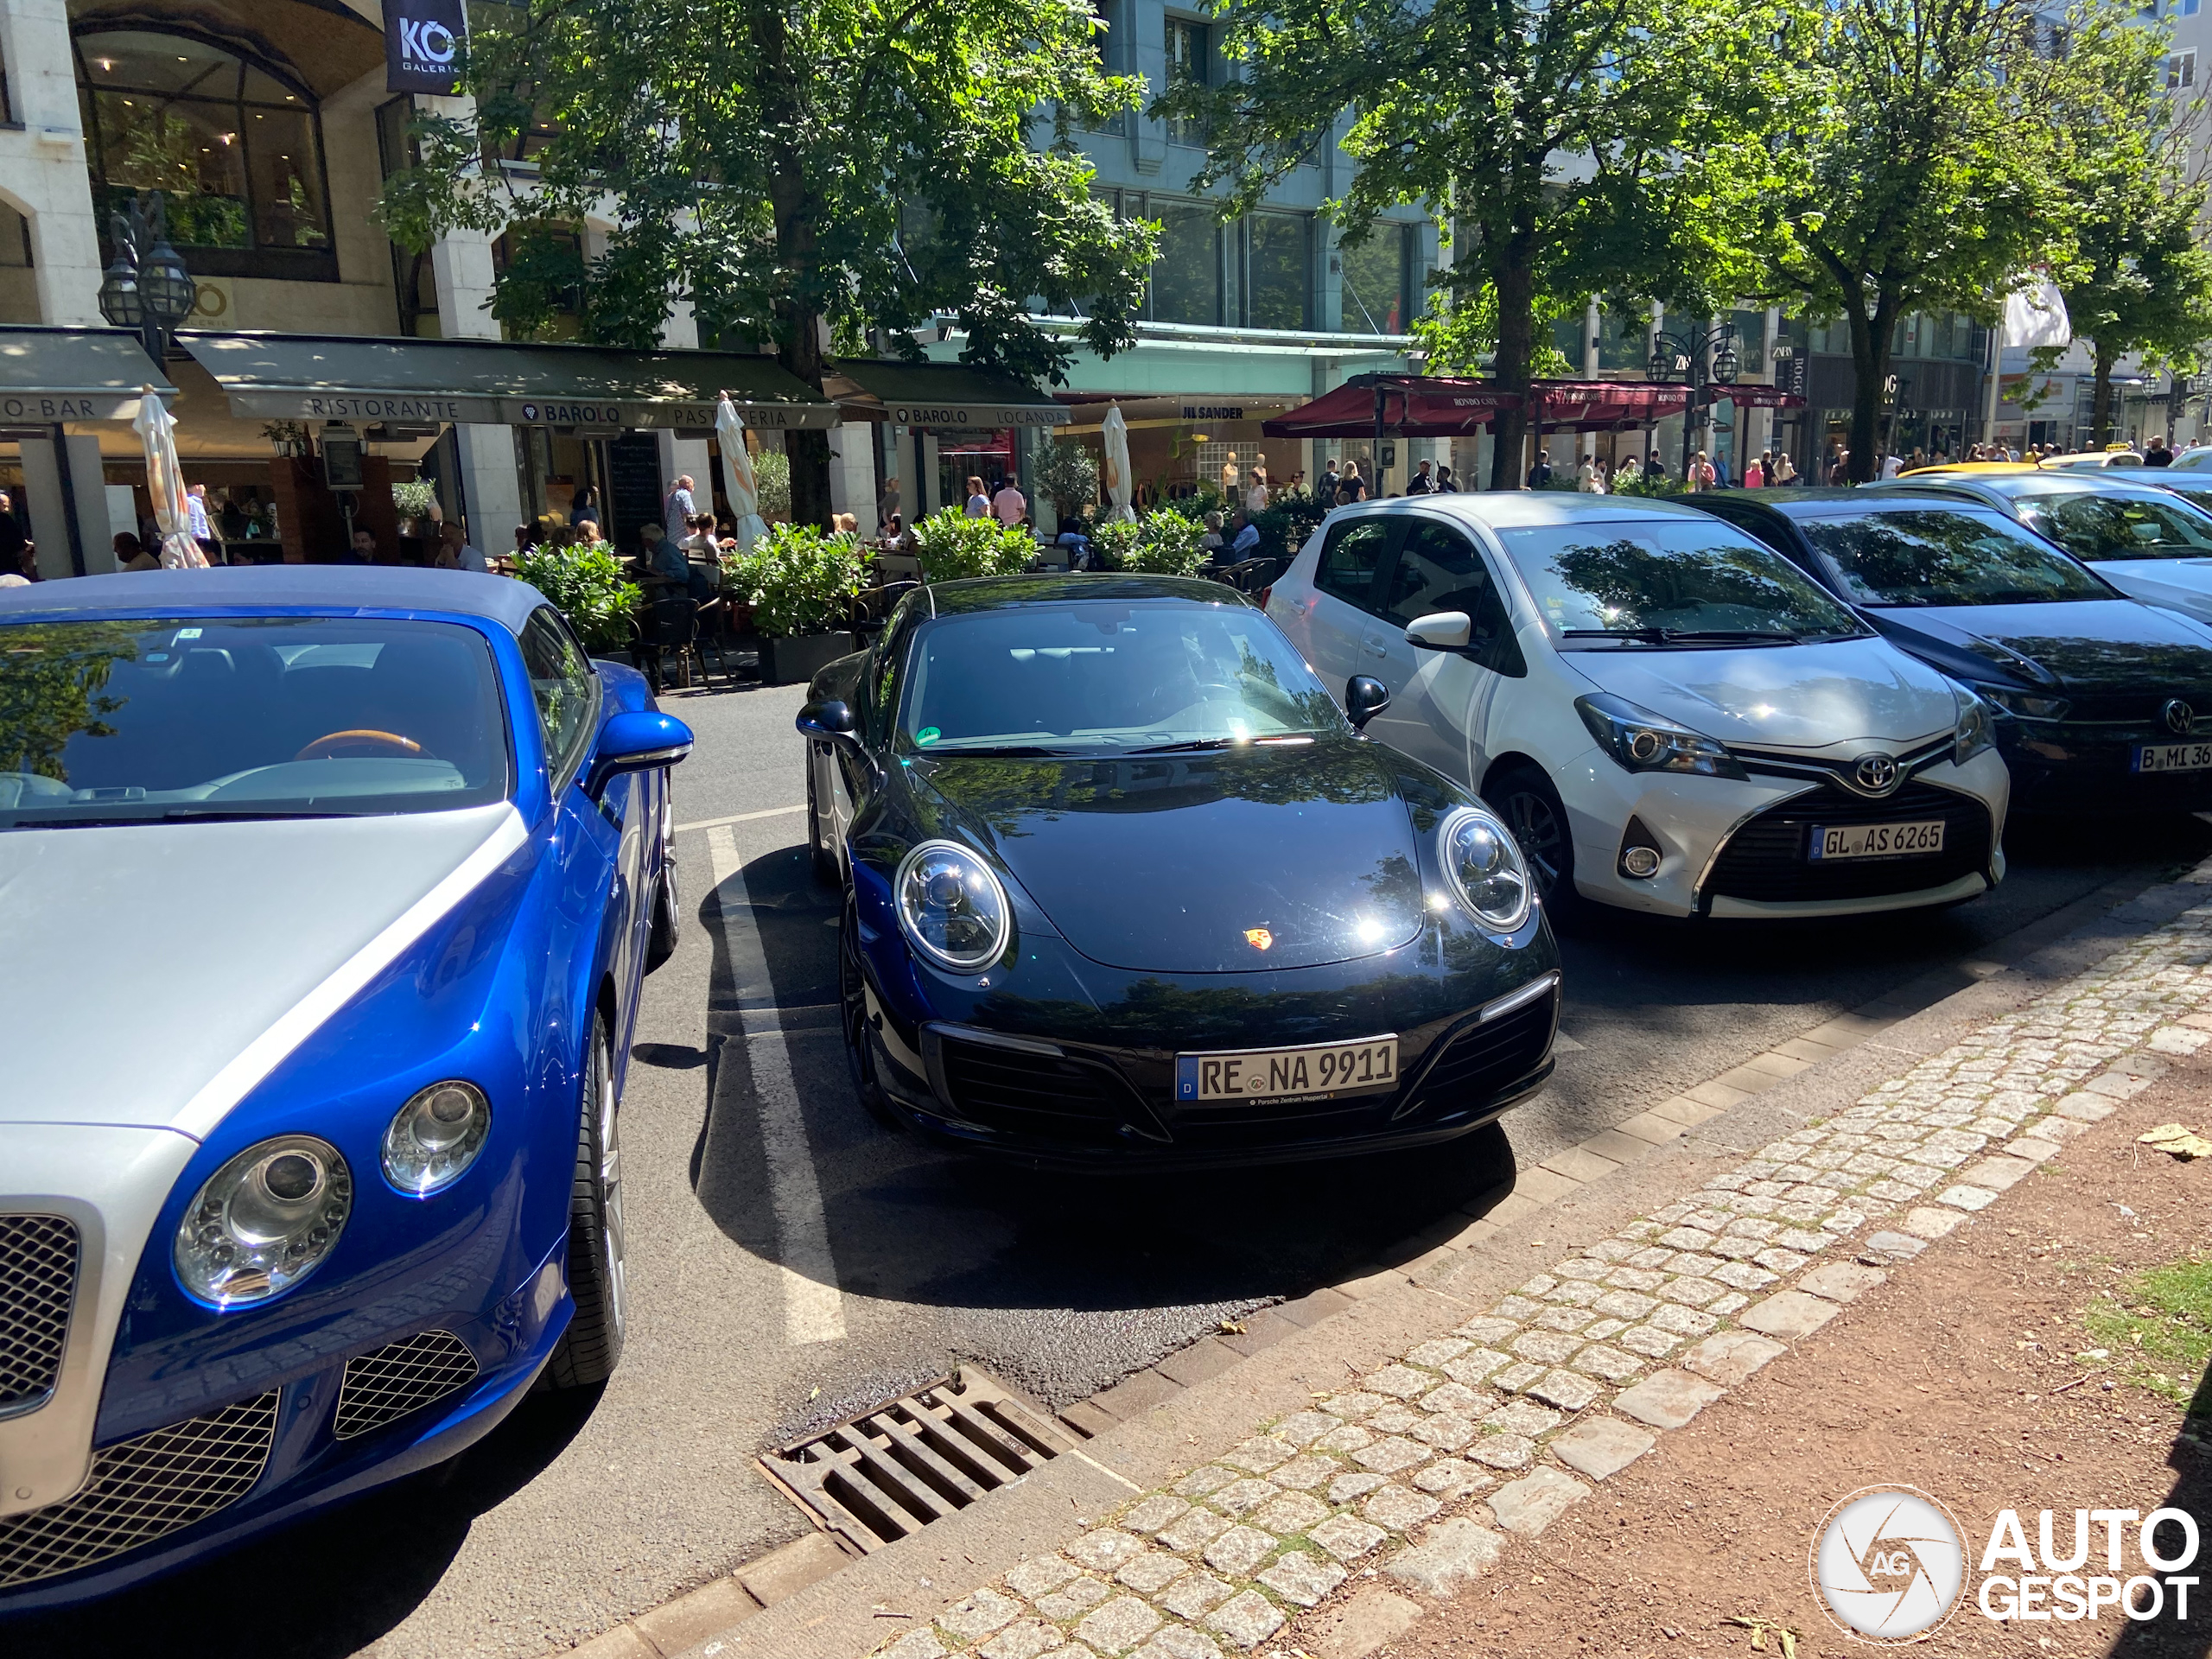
0 567 548 634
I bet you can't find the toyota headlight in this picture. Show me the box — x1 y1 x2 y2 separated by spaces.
1574 693 1747 779
1952 683 1999 764
896 839 1011 972
175 1135 353 1306
1440 806 1534 932
384 1080 493 1196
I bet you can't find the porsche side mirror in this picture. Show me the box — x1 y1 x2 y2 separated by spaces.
796 699 858 744
586 709 694 799
1405 610 1473 651
1345 675 1391 732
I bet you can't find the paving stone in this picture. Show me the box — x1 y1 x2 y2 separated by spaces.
1775 1228 1831 1254
1658 1226 1719 1251
942 1588 1027 1640
1129 1628 1220 1659
1404 1338 1472 1370
1117 1550 1192 1595
1068 1532 1147 1573
1123 1495 1192 1535
1412 1411 1478 1451
1036 1577 1113 1619
1211 1478 1281 1517
1901 1205 1966 1239
1441 1349 1511 1387
1221 1436 1296 1474
1298 1587 1423 1659
1516 1273 1560 1298
1508 1329 1584 1365
1937 1184 1999 1211
1368 1404 1421 1435
1483 1397 1565 1437
1203 1590 1285 1650
1800 1262 1887 1303
1530 1369 1605 1411
1364 1364 1436 1402
1583 1318 1629 1343
1591 1288 1658 1321
1624 1246 1675 1270
1740 1289 1841 1339
1077 1596 1162 1655
1467 1432 1535 1470
1570 1344 1644 1383
1492 1295 1544 1322
1310 1511 1389 1560
1864 1179 1922 1205
884 1630 950 1659
1322 1390 1388 1421
1251 1491 1331 1535
2054 1093 2117 1122
1157 1508 1232 1554
1455 1315 1521 1344
1363 1484 1443 1531
1711 1234 1765 1261
1202 1524 1278 1578
1268 1454 1340 1492
1550 1415 1658 1481
1313 1423 1374 1456
1618 1324 1682 1358
1682 1331 1789 1385
1176 1466 1236 1498
1007 1555 1085 1598
1959 1154 2038 1192
1253 1550 1346 1611
1327 1471 1390 1505
1861 1230 1927 1262
1711 1261 1779 1292
1158 1571 1235 1620
1486 1466 1592 1535
1751 1247 1810 1275
1605 1266 1669 1294
1414 1458 1491 1499
1534 1303 1599 1331
1384 1516 1508 1599
1420 1381 1491 1416
1352 1436 1430 1474
1492 1361 1549 1393
1648 1303 1720 1338
1613 1370 1727 1429
1272 1410 1340 1448
1656 1276 1725 1307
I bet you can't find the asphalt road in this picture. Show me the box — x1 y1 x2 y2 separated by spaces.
17 676 2212 1659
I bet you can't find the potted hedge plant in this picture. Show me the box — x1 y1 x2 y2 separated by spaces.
1033 438 1100 525
908 506 1037 582
512 543 642 656
722 523 870 683
1091 507 1207 576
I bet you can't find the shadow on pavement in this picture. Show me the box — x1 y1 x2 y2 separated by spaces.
2109 1376 2212 1659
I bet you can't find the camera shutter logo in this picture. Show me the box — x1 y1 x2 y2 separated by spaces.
2164 698 2195 736
1810 1486 1967 1641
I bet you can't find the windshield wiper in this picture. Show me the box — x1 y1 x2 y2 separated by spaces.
919 744 1084 758
3 808 353 830
1124 732 1324 755
1560 626 1803 645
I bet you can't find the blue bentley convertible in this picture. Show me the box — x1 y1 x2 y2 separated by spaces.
0 568 690 1605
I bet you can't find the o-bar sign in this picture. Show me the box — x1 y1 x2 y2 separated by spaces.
383 0 466 94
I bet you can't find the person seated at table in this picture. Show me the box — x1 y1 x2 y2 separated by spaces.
114 531 158 572
1226 511 1262 562
1053 515 1093 570
639 522 716 601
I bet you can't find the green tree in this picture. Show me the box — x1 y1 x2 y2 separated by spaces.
1159 0 1762 488
380 0 1157 529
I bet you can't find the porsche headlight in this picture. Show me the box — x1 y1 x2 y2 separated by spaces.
175 1135 353 1306
383 1080 493 1196
1952 683 1999 764
1574 693 1747 780
896 839 1011 972
1440 805 1534 933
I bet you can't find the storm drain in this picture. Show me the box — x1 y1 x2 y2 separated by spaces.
758 1366 1081 1552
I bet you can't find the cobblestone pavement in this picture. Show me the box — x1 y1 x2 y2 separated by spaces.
865 889 2212 1659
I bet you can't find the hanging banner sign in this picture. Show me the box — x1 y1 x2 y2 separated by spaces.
384 0 467 95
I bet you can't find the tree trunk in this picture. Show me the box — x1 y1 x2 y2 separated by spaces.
1846 300 1895 485
1487 222 1537 491
755 9 836 530
2089 345 2117 450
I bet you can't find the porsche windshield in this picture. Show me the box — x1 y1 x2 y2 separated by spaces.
2012 490 2212 563
899 601 1343 754
0 615 510 827
1796 510 2113 607
1497 520 1865 645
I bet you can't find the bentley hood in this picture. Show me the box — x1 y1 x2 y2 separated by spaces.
1567 635 1959 752
911 742 1427 973
0 803 526 1137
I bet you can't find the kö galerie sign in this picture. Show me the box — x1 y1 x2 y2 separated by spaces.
383 0 466 95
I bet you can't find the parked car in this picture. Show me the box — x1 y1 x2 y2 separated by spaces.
1865 470 2212 632
1265 494 2011 920
2103 466 2212 516
1679 490 2212 815
0 568 690 1605
2167 448 2212 473
798 574 1560 1166
2037 449 2145 469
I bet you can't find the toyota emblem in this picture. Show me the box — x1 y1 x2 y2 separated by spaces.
2164 698 2196 736
1853 753 1899 794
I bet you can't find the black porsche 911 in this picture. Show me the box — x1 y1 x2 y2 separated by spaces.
795 574 1560 1166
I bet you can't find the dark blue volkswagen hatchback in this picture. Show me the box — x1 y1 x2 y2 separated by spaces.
796 575 1560 1166
1681 491 2212 814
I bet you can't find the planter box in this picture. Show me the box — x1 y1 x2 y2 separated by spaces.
760 631 859 686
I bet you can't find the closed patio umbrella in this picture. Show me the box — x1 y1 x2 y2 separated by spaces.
716 393 771 553
1101 403 1135 522
134 384 207 569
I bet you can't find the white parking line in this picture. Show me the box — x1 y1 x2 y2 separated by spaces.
674 804 807 835
705 826 848 1345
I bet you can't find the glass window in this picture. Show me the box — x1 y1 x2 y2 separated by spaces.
0 617 509 825
1247 213 1309 329
2014 490 2212 562
899 601 1343 754
1796 510 2112 607
1495 520 1865 645
520 607 601 783
1315 519 1393 612
1382 521 1525 675
1338 226 1410 334
1165 17 1207 146
1151 200 1221 325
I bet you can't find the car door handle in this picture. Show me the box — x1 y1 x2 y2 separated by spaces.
1362 639 1389 657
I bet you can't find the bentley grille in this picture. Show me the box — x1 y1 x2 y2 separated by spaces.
0 1214 79 1417
334 1330 480 1440
0 1391 278 1587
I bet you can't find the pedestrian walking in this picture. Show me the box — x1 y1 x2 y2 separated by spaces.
964 476 990 517
1435 464 1457 493
664 474 698 543
1527 451 1554 490
1688 450 1717 493
2145 435 2175 468
1407 459 1438 495
992 477 1027 525
1745 452 1766 489
1319 459 1341 504
1337 462 1368 505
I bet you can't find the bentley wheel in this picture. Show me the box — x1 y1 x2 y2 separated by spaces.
1486 767 1577 918
547 1013 626 1388
840 895 901 1129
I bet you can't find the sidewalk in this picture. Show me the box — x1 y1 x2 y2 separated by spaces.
655 861 2212 1659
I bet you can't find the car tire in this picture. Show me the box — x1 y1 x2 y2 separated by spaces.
546 1013 626 1389
645 855 679 973
1484 765 1579 919
807 750 838 887
839 893 902 1130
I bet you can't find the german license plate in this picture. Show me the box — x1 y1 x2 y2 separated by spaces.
2135 741 2212 773
1808 820 1945 861
1174 1036 1399 1103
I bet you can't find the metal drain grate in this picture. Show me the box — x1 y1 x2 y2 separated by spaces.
759 1366 1080 1552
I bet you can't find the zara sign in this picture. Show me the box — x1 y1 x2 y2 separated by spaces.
383 0 467 94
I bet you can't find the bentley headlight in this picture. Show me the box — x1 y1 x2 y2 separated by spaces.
383 1080 493 1196
175 1135 353 1306
1574 693 1747 779
1952 683 1999 764
1440 806 1534 932
896 839 1011 972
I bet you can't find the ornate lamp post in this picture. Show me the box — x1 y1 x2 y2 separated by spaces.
1649 322 1739 483
97 194 198 362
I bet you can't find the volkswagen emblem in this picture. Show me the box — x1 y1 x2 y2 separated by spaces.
2164 698 2196 736
1853 753 1899 795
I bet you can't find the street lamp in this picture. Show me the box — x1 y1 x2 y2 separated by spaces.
98 194 197 363
1649 321 1739 482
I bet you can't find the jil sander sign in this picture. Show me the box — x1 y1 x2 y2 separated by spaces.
384 0 467 95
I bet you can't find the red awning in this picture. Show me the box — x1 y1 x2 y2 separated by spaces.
1260 375 1802 439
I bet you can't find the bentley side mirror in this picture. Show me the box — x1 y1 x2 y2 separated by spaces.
586 709 694 799
796 699 858 743
1404 610 1473 651
1345 675 1391 732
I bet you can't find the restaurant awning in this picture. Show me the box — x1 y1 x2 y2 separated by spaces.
0 326 174 423
1262 375 1802 438
826 359 1070 430
175 332 840 432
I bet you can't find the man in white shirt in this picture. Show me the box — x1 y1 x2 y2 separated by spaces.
438 522 488 573
992 479 1027 525
664 475 697 543
1879 452 1903 480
